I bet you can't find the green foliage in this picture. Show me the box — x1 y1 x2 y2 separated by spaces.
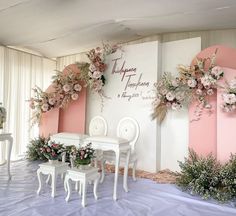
26 137 48 161
177 149 236 203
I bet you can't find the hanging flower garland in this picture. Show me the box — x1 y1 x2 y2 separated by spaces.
29 43 120 125
152 50 225 122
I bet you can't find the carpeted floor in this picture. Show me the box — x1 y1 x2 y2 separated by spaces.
0 160 236 216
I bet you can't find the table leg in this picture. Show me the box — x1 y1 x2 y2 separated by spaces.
123 148 131 192
94 174 100 200
82 181 87 207
7 137 13 180
113 149 120 201
65 178 71 202
37 169 42 195
51 172 57 198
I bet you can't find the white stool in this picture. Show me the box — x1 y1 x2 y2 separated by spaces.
37 161 69 197
64 167 100 207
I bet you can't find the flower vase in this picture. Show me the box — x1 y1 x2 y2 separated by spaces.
48 159 58 164
78 164 90 170
75 158 91 170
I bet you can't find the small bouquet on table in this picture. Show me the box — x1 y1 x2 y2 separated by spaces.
71 143 95 170
40 141 65 164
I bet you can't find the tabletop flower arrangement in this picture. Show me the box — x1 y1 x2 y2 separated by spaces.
71 143 95 168
221 78 236 112
40 141 65 162
0 103 6 129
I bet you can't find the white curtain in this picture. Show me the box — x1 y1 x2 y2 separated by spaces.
56 53 87 71
0 46 56 163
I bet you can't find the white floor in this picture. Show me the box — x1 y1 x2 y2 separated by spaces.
0 160 236 216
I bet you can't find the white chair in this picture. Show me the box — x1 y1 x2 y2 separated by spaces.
89 116 108 136
101 117 139 181
71 115 107 190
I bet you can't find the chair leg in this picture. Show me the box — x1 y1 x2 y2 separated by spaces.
100 159 106 183
132 160 137 181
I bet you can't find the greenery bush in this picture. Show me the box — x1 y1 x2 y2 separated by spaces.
26 136 48 161
177 149 236 203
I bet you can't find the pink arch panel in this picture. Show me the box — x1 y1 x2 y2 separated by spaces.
39 64 87 138
189 45 236 162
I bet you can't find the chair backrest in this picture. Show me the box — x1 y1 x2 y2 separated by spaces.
89 116 108 136
116 117 139 152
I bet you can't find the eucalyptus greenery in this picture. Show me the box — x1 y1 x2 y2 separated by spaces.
177 149 236 204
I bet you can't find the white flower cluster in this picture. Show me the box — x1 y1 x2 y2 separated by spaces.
221 78 236 112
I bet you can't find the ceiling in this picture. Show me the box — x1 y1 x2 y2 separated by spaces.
0 0 236 58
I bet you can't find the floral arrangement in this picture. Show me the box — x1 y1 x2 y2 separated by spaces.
77 43 120 94
152 50 224 122
177 149 236 203
152 73 188 122
26 136 49 161
0 103 6 129
221 78 236 112
40 141 65 160
29 43 120 124
71 143 95 167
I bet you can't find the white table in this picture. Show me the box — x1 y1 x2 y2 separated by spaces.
85 136 131 201
0 133 13 180
51 133 131 201
37 161 69 197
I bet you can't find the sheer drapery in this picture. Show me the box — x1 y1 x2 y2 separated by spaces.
0 47 56 163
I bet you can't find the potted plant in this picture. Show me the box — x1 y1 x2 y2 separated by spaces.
71 143 95 169
40 141 65 164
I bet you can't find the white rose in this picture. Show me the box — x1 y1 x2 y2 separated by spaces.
74 84 82 92
71 93 79 100
41 103 49 112
166 92 175 101
229 79 236 89
187 79 197 88
89 64 96 72
211 66 223 79
63 84 71 92
92 71 102 79
48 98 56 105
